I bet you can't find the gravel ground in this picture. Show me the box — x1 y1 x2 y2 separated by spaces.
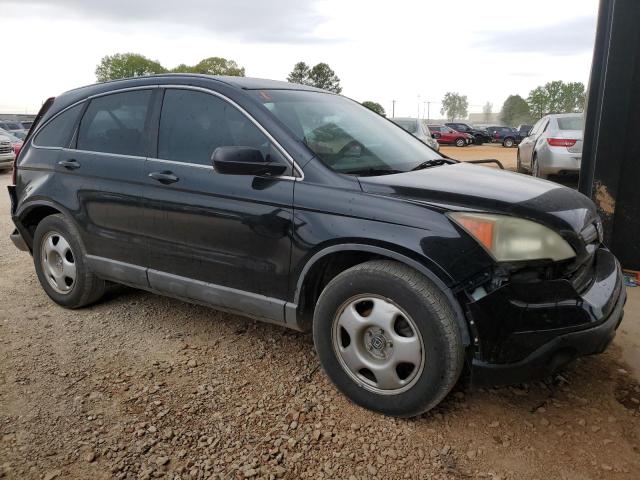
1 169 639 480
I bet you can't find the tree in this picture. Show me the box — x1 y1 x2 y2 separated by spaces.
287 62 311 85
95 54 245 82
482 102 493 123
527 86 547 120
186 57 245 76
95 53 166 82
308 63 342 93
287 62 342 93
500 95 531 126
526 81 586 119
440 92 468 121
362 101 386 116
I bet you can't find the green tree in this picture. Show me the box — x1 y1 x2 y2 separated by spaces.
482 102 493 123
185 57 245 76
561 82 586 113
527 81 586 119
362 101 386 116
287 61 342 93
95 53 166 82
500 95 531 126
440 92 468 121
287 62 311 85
96 54 245 82
308 63 342 93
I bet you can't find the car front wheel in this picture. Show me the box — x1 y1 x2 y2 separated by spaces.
455 138 466 147
503 137 515 148
312 260 464 417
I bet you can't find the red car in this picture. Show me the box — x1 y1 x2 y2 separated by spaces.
427 125 473 147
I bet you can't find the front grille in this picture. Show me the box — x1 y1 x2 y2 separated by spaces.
0 144 12 154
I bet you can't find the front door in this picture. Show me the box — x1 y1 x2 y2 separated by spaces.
142 88 295 319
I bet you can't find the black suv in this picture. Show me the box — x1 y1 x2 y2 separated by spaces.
8 75 626 417
445 122 492 145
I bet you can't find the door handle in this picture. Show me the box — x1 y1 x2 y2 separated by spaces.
149 171 179 185
57 159 80 170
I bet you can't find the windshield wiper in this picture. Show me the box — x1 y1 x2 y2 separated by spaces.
411 159 453 171
344 167 402 176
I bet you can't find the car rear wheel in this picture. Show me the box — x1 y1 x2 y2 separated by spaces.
33 214 106 308
503 137 515 148
312 260 464 417
516 149 527 173
531 153 546 179
455 137 466 147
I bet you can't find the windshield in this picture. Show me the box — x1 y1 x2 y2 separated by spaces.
557 116 584 130
250 90 442 175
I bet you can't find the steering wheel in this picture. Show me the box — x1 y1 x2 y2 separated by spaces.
338 139 365 157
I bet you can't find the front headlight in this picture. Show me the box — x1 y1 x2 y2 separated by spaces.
448 212 576 262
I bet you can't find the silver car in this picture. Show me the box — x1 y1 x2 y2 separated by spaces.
390 117 440 151
0 135 16 171
517 113 583 179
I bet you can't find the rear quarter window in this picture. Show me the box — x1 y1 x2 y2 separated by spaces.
33 103 84 148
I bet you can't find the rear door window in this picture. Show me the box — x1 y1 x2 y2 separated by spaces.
34 104 84 148
77 90 152 156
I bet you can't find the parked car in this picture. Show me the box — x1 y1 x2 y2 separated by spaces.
428 124 473 147
0 135 16 171
516 124 533 136
486 126 523 147
445 122 492 144
0 120 28 137
517 114 584 179
20 120 34 130
8 76 625 417
391 117 440 151
0 128 24 157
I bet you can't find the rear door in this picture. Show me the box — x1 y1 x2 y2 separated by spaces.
59 88 156 284
141 87 295 316
518 118 543 168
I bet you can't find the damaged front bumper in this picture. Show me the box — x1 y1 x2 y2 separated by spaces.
468 247 626 385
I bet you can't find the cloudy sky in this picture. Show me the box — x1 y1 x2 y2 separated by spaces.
1 0 599 118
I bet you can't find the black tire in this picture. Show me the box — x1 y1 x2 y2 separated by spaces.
503 137 515 148
473 135 484 145
312 260 464 417
454 137 466 147
33 214 106 308
516 149 527 173
531 153 546 179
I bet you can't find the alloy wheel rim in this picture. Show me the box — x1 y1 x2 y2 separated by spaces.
40 231 77 294
331 295 425 395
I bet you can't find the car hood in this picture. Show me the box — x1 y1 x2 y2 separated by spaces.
358 162 597 234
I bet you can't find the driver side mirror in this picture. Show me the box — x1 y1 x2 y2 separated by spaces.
212 146 288 176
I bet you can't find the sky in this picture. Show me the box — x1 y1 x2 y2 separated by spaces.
1 0 600 118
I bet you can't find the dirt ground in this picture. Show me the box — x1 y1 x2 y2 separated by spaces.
1 168 639 480
440 144 517 171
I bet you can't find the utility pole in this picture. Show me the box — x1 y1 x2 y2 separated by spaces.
425 100 433 123
417 95 421 119
392 100 395 118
